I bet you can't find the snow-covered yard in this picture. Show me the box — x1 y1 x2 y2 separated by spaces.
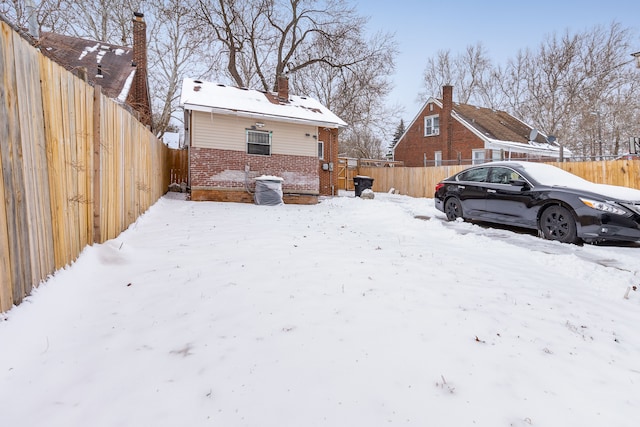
1 192 639 426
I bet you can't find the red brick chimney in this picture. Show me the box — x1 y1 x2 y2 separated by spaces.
277 74 289 102
442 85 453 112
128 11 152 128
442 85 453 160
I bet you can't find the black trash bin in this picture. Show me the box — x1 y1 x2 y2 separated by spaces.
353 175 374 197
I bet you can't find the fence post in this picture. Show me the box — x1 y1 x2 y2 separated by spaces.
93 85 102 243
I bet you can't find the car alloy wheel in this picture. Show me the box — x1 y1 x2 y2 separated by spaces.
444 197 463 221
539 205 577 243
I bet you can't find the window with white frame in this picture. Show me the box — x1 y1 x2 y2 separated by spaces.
318 141 325 159
472 149 486 165
424 115 440 136
247 129 271 155
434 151 442 166
492 149 503 162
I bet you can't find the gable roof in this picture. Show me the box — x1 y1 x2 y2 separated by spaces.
452 103 545 144
37 32 136 101
180 78 347 129
399 96 567 158
452 102 570 156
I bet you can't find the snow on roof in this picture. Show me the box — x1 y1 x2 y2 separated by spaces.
38 32 135 100
180 78 347 128
254 175 284 181
116 69 136 103
78 42 100 61
485 138 569 158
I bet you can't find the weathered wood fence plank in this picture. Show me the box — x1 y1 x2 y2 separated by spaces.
169 149 188 184
360 160 640 198
1 22 31 306
0 21 17 311
14 27 55 293
1 20 171 313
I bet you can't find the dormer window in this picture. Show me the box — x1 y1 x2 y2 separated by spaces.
424 115 439 136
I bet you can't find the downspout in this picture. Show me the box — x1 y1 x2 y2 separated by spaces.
184 109 191 190
329 128 334 196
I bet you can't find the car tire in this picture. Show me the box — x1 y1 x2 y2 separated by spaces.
444 197 464 221
539 205 578 243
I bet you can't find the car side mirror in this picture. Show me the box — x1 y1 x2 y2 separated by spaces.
510 179 530 190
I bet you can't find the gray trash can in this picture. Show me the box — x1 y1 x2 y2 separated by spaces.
254 176 284 205
353 175 374 197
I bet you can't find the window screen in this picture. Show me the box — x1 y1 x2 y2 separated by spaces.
247 130 271 155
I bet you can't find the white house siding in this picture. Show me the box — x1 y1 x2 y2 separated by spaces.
192 111 317 157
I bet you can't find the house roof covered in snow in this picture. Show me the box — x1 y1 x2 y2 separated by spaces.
180 78 347 129
37 32 136 101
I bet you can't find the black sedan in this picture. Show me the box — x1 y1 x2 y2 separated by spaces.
434 161 640 244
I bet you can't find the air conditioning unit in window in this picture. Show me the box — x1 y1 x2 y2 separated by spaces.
432 130 439 136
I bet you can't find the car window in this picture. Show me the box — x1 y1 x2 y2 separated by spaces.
456 167 488 182
488 167 523 184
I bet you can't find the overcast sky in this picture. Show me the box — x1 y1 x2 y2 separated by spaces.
349 0 640 124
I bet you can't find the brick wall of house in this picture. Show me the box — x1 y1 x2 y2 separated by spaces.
393 91 485 166
318 127 339 196
450 121 487 162
190 147 319 195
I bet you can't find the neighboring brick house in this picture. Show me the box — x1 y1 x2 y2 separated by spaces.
180 76 346 204
393 85 565 166
36 12 152 128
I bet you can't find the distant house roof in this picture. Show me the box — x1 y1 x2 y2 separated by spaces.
37 32 136 102
180 77 347 129
452 104 542 144
419 96 568 158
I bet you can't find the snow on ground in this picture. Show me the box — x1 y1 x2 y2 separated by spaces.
1 192 640 426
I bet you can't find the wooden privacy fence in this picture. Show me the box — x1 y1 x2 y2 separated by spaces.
169 148 189 184
359 160 640 198
337 157 402 191
1 20 171 312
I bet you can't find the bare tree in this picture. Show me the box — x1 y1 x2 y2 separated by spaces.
146 0 212 138
294 28 399 158
420 43 492 104
62 0 149 44
420 22 640 159
573 23 639 157
2 1 403 159
192 0 399 158
419 50 453 101
521 23 639 157
496 51 530 116
2 1 152 44
193 0 381 90
520 31 583 142
191 0 257 86
1 0 73 34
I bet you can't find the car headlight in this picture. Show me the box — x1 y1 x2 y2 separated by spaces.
579 198 627 215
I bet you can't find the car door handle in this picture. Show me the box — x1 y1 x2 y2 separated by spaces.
487 189 496 193
458 185 465 190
